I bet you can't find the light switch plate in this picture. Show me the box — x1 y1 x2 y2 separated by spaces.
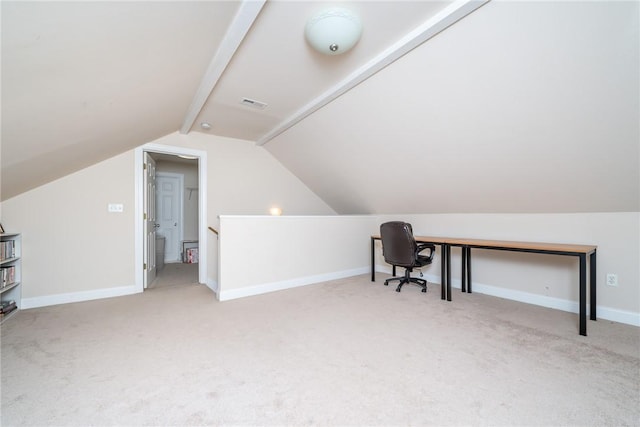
108 203 124 213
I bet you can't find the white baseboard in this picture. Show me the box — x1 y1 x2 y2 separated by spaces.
218 267 369 301
375 265 640 327
21 285 140 310
595 306 640 327
470 281 640 327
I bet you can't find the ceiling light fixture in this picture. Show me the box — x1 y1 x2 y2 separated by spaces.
305 7 362 55
200 122 211 130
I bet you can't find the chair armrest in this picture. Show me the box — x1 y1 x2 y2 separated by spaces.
416 243 436 262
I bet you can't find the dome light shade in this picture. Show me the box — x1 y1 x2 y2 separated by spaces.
305 7 362 55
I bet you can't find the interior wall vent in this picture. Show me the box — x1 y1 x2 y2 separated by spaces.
241 98 268 109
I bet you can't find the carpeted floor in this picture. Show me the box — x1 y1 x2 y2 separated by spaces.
148 262 199 289
1 273 639 426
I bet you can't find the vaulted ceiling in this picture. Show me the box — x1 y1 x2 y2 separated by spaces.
2 1 638 213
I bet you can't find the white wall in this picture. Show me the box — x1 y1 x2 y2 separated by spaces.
1 151 137 306
0 132 336 306
150 132 336 219
218 215 375 300
148 132 337 288
375 213 640 326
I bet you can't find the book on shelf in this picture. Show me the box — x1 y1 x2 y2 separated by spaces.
1 266 16 288
1 300 17 315
0 306 17 317
1 303 17 314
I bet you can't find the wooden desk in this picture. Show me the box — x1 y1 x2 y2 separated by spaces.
445 238 597 336
371 235 597 336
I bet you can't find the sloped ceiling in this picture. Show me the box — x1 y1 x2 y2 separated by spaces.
266 1 640 214
2 1 638 214
1 1 240 200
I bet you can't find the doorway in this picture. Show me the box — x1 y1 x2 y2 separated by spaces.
135 144 208 292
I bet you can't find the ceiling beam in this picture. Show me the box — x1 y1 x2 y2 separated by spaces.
180 0 266 135
256 0 490 146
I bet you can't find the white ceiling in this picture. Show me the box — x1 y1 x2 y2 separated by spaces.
191 0 460 142
2 1 638 214
1 0 465 200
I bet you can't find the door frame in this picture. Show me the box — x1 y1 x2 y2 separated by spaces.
135 143 208 292
156 171 185 263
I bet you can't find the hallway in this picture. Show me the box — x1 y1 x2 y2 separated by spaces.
148 262 199 289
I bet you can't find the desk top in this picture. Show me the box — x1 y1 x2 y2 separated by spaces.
372 235 596 254
445 238 596 254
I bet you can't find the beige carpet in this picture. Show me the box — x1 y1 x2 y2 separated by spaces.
1 273 639 426
148 262 199 289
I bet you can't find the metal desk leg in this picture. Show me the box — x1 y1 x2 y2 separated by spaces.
461 247 467 293
371 237 375 282
590 251 597 321
579 254 587 336
446 244 452 302
467 247 472 294
441 244 446 300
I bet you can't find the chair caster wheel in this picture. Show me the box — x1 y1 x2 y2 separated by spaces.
384 282 389 286
396 287 401 292
421 288 427 293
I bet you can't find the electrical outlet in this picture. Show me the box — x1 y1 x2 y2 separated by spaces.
606 273 618 287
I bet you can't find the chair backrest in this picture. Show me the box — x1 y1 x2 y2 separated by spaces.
380 221 418 267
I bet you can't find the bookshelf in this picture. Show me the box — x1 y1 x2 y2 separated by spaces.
1 233 21 324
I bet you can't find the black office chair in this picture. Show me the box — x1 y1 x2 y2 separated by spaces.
380 221 435 293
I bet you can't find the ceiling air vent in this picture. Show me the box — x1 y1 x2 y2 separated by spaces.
241 98 267 110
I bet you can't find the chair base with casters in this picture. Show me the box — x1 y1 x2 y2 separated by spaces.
384 267 428 292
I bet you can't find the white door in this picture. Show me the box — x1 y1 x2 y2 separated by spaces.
156 173 183 263
144 153 157 287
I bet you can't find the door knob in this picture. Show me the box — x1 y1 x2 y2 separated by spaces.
154 224 160 228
